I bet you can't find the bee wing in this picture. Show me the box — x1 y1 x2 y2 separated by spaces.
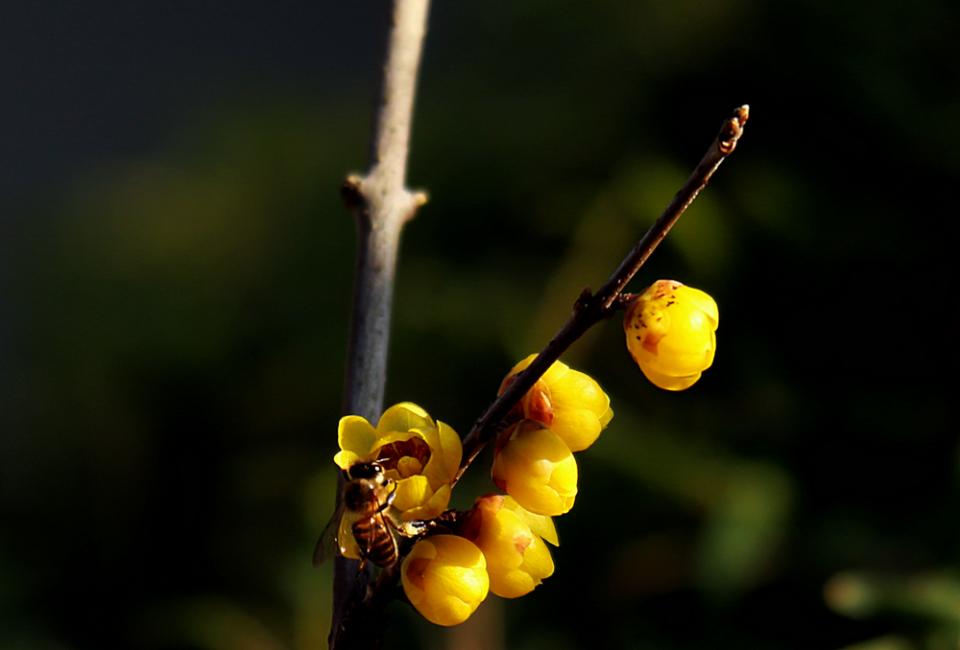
312 502 346 567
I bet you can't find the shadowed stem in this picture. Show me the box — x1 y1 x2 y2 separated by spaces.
452 104 750 485
332 0 431 648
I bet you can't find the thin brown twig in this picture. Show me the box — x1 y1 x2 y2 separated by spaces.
452 104 750 485
331 1 432 648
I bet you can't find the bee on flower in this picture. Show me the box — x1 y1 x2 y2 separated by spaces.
327 403 461 566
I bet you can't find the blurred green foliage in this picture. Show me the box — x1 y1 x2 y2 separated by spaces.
2 1 958 649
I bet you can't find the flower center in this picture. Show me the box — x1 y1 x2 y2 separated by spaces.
376 437 432 478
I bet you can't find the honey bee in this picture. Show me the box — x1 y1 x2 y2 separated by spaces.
313 461 400 569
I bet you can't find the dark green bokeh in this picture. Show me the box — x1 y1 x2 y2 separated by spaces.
1 1 957 648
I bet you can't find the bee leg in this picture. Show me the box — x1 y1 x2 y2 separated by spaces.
356 557 367 574
380 482 399 511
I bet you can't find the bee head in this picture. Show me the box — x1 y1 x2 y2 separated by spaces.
347 461 384 480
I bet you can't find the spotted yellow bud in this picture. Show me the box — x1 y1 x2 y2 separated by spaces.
401 534 490 626
491 420 578 516
623 280 718 391
500 355 613 452
334 402 462 520
461 495 556 598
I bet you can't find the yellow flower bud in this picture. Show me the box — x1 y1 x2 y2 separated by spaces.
491 420 578 516
500 355 613 451
334 402 462 520
461 495 555 598
401 534 490 626
623 279 719 391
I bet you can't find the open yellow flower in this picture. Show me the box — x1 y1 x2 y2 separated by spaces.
624 279 718 391
461 495 556 598
491 420 578 517
401 534 490 626
334 402 462 521
501 355 613 451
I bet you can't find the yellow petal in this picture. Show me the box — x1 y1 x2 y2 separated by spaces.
420 421 462 487
599 405 614 429
392 474 433 513
549 455 578 494
401 484 452 521
504 354 570 391
549 370 610 418
493 569 537 599
506 354 538 376
338 415 377 456
333 450 362 471
502 496 559 546
378 402 433 434
436 421 463 479
412 422 441 450
679 285 719 325
492 535 554 598
548 407 603 452
640 365 702 391
539 358 570 386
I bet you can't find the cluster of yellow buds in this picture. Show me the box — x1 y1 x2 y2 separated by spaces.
396 357 610 624
326 279 719 627
399 494 559 625
492 355 612 516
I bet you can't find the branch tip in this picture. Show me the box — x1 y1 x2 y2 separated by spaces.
455 104 750 490
718 104 750 156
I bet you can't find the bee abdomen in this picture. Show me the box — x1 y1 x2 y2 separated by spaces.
353 517 397 567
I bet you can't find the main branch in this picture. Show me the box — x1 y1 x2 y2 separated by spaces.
453 104 750 484
332 1 431 648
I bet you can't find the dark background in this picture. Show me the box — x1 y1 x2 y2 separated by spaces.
2 1 958 648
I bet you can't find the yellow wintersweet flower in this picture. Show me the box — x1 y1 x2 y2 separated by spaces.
401 534 490 626
334 402 462 521
491 420 578 516
500 355 613 452
623 279 719 391
461 495 556 598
